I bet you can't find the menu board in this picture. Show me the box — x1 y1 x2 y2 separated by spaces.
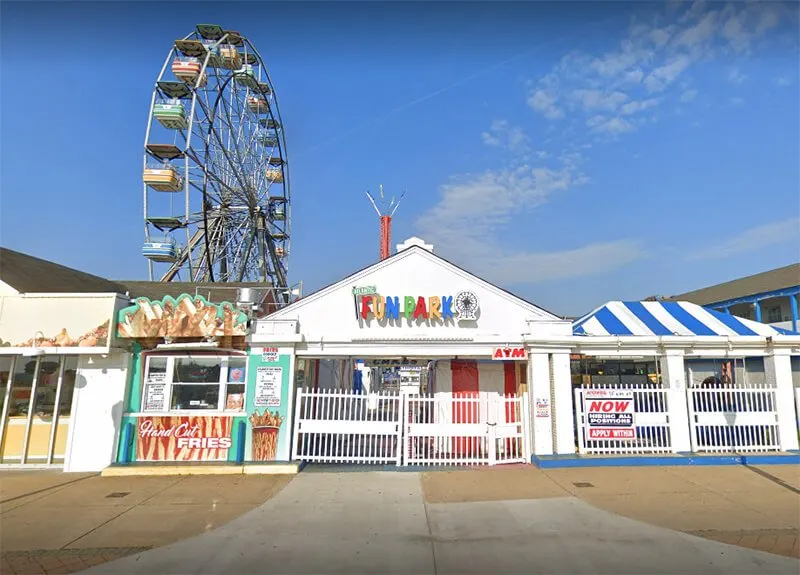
144 382 167 411
254 366 282 407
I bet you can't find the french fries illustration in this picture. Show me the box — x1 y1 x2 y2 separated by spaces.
6 320 110 348
250 409 283 461
116 295 248 339
137 416 232 461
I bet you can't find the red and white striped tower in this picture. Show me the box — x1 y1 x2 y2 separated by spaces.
366 185 405 261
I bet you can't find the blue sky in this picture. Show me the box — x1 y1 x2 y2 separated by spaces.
1 1 798 317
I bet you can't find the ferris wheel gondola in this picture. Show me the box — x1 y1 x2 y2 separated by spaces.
142 24 290 290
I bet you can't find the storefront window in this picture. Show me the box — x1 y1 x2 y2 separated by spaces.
141 354 247 413
570 356 662 387
0 355 77 464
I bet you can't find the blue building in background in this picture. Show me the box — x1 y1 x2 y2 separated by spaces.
668 263 800 333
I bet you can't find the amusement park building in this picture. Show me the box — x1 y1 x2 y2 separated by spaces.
2 242 799 473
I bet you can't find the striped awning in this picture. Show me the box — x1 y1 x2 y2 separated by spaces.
573 301 799 337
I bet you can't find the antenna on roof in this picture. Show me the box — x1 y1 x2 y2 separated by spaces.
365 185 406 261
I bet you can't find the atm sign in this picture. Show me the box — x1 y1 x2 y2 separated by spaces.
492 347 528 360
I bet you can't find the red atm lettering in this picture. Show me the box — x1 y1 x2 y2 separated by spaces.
493 347 527 360
588 400 630 412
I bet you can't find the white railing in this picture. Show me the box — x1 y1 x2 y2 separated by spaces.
404 392 529 466
291 388 529 467
291 389 403 465
574 384 672 455
687 384 781 453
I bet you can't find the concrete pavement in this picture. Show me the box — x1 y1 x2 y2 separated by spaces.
1 471 292 574
76 469 798 575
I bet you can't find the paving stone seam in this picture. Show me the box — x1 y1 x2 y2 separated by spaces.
0 474 98 506
661 465 793 521
2 547 152 559
57 476 188 550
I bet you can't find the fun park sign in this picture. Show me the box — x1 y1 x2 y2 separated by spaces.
582 389 636 440
353 287 480 322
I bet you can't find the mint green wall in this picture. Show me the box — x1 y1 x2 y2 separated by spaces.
245 350 292 462
115 346 293 464
125 343 143 412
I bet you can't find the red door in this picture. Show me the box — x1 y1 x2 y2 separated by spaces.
503 362 519 457
451 360 480 457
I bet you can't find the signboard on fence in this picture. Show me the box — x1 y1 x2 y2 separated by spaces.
583 389 636 440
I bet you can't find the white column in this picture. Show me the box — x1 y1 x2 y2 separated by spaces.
528 352 553 456
551 352 575 455
660 351 692 453
764 350 800 451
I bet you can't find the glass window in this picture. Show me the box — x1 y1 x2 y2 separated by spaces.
170 383 220 410
59 357 79 416
146 356 168 382
173 357 221 383
138 355 247 412
0 357 12 416
225 357 246 411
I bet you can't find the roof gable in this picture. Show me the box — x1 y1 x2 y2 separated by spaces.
269 245 559 322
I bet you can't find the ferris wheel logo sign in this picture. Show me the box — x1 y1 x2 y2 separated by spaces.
454 291 479 321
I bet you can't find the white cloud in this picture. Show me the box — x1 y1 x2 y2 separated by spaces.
527 89 563 120
526 1 790 134
414 164 645 284
728 67 746 84
572 89 629 112
775 76 792 87
687 217 800 260
729 96 745 106
412 148 647 285
481 119 529 153
644 55 692 93
589 116 638 136
620 98 660 115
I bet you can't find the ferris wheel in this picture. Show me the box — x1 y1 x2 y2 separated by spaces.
142 24 290 288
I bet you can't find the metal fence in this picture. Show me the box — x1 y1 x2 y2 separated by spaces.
291 388 529 467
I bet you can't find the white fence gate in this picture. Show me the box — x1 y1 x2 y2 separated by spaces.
405 392 529 466
291 389 404 464
291 388 530 466
574 384 672 455
687 384 781 453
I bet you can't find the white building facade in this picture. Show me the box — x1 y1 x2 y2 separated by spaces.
252 239 800 466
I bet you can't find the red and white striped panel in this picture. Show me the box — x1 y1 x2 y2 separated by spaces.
433 360 518 395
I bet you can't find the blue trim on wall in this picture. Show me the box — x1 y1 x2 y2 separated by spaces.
532 452 800 468
707 286 800 310
791 295 798 333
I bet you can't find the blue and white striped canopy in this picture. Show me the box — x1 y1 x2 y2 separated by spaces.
573 301 799 337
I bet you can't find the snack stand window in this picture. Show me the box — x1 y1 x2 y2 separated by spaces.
141 354 247 413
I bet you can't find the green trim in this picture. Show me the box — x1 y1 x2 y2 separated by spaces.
126 343 143 413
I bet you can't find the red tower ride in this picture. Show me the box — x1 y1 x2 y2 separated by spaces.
366 185 405 261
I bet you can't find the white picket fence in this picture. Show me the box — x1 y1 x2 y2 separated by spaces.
687 384 781 453
574 384 672 455
291 389 404 464
291 388 529 466
405 392 529 466
574 383 784 455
